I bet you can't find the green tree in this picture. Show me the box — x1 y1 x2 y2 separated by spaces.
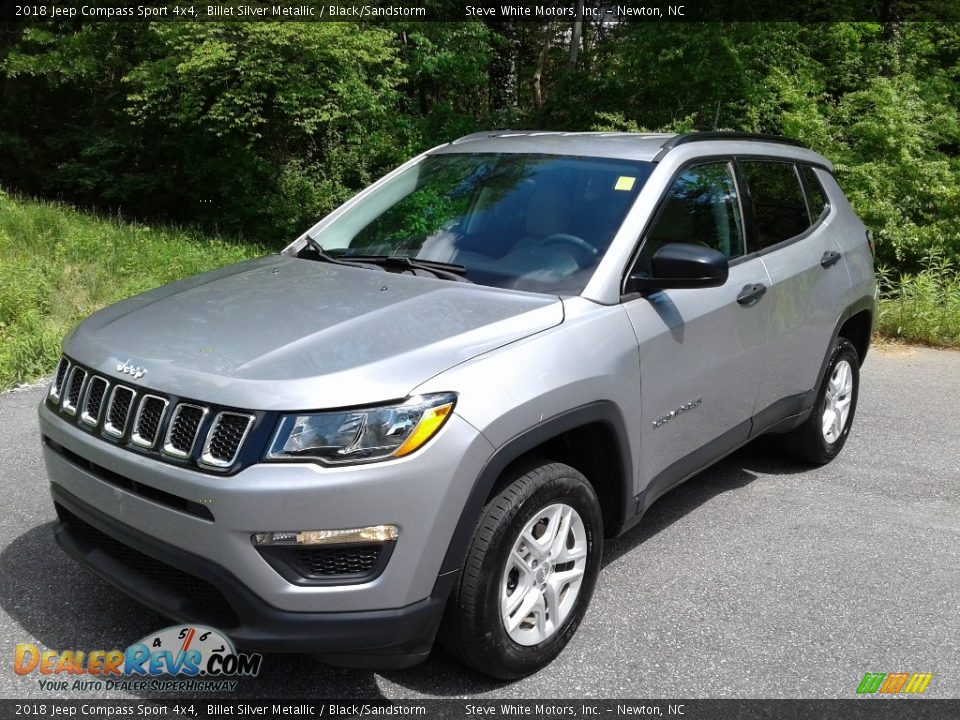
1 22 411 241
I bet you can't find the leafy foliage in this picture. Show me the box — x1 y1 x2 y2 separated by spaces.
877 249 960 347
1 23 411 241
1 20 958 350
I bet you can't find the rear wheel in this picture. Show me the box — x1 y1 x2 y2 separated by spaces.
781 337 860 465
439 461 603 679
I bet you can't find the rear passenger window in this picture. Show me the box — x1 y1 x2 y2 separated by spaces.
800 165 828 220
740 161 809 249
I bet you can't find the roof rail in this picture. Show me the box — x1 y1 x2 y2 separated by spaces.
451 130 527 144
659 131 808 153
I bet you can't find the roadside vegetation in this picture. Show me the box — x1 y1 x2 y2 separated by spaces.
0 191 261 389
876 252 960 348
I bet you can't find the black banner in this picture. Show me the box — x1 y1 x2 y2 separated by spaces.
4 0 960 23
1 699 958 720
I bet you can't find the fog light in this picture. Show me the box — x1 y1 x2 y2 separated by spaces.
252 525 398 546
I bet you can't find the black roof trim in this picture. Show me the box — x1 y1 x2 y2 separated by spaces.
655 132 808 160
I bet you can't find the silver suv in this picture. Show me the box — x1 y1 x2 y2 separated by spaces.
39 131 876 679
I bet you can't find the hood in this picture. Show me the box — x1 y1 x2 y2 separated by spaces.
64 255 563 411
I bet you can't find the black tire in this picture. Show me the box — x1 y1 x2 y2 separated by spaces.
781 337 860 465
438 460 603 680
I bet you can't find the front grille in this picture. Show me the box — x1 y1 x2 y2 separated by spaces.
202 412 254 467
49 357 71 402
294 545 382 578
80 376 109 427
163 404 206 458
104 385 135 438
48 355 260 472
57 504 236 626
63 367 87 415
131 395 168 448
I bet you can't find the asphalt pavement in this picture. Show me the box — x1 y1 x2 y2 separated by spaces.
1 344 958 699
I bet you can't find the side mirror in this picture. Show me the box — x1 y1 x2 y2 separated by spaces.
626 242 729 293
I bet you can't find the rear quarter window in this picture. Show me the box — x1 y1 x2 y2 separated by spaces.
739 160 810 250
800 165 829 220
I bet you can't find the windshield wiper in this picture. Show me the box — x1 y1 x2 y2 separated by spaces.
300 237 375 269
300 240 472 283
339 254 473 283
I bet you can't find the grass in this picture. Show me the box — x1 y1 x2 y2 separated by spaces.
1 191 958 390
876 250 960 349
0 191 262 390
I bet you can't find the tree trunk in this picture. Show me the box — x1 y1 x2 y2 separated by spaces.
487 20 519 112
531 23 554 109
880 0 902 77
567 0 584 71
581 16 593 73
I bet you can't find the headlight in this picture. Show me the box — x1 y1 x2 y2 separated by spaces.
265 393 456 465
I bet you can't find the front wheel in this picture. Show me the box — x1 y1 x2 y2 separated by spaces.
781 337 860 465
439 461 603 679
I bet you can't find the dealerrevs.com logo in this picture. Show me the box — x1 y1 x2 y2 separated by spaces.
14 625 262 692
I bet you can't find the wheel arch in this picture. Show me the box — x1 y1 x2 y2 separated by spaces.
436 401 634 578
839 307 873 365
811 296 874 402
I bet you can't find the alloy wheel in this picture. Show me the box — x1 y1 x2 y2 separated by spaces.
822 359 854 444
500 502 588 646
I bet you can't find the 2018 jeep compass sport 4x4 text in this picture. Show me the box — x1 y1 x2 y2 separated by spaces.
40 131 876 679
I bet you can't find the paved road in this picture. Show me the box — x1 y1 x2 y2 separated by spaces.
2 345 958 700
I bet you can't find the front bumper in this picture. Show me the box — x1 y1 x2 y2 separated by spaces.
52 484 450 664
39 400 494 658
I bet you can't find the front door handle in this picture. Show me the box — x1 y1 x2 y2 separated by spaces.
737 283 767 306
820 250 842 268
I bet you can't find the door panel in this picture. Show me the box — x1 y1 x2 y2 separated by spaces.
625 259 769 497
757 226 846 411
737 160 849 415
622 160 768 500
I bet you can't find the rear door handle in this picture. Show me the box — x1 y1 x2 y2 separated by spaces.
820 250 842 268
737 283 767 306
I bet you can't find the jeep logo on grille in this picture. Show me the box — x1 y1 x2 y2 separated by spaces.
117 359 148 380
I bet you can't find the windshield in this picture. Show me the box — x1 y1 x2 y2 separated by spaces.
309 153 655 294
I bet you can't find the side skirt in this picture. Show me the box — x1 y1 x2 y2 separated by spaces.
620 392 814 535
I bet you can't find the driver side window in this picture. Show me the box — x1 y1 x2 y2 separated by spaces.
639 162 745 268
